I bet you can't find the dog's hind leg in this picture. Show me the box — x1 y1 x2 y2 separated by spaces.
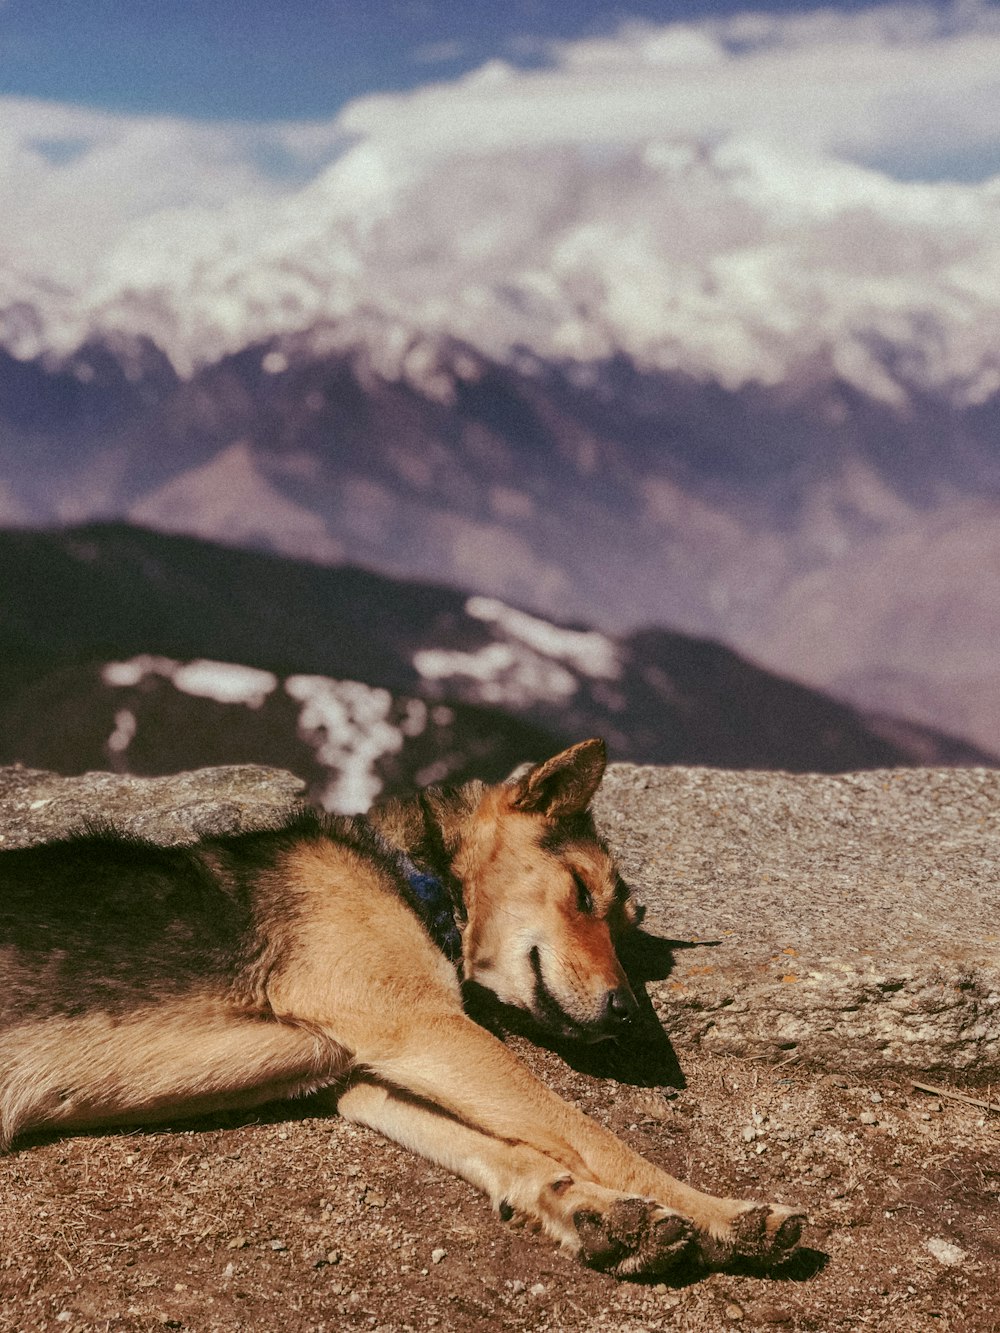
0 998 350 1145
337 1076 693 1277
361 1013 804 1270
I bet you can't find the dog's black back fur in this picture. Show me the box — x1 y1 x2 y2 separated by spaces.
0 808 394 1022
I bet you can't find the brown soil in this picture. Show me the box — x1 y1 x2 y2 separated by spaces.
0 1035 997 1333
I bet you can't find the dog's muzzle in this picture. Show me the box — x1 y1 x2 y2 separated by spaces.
529 947 638 1040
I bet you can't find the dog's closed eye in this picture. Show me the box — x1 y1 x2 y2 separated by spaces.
572 872 594 914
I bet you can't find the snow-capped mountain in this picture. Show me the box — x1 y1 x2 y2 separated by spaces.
0 525 988 809
8 131 1000 407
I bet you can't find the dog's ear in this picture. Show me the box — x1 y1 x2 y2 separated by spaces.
510 738 607 818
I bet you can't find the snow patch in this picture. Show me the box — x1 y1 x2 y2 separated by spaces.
100 655 429 812
414 641 579 708
466 596 620 679
413 598 619 710
101 654 278 708
171 661 278 708
105 708 137 756
284 675 408 813
101 655 179 688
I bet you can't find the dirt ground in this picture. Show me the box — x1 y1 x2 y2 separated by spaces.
1 1020 997 1333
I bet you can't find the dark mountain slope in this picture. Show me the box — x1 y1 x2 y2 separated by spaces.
0 524 990 809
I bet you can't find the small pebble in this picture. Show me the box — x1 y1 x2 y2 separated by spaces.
859 1111 878 1125
925 1237 967 1267
724 1302 745 1320
869 1091 883 1104
510 1280 526 1295
269 1239 287 1251
741 1127 757 1142
530 1282 546 1296
431 1247 447 1264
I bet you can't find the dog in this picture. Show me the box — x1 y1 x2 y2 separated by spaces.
0 738 803 1277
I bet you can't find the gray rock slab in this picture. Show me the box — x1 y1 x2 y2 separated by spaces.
594 763 1000 1081
0 765 305 846
1 761 997 1081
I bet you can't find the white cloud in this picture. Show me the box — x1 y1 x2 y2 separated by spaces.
338 2 1000 177
3 3 999 288
0 97 345 285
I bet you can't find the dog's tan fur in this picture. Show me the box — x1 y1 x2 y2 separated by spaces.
0 740 804 1277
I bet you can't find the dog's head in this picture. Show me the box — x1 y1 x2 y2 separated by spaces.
454 739 645 1042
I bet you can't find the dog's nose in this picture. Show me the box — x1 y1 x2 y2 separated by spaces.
604 986 638 1027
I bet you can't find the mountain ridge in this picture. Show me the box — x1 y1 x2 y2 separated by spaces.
0 522 990 815
3 331 999 753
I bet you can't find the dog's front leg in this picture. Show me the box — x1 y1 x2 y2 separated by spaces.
364 1012 804 1270
337 1075 693 1277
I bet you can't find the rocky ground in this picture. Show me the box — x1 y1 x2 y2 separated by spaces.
0 1043 996 1332
0 761 998 1330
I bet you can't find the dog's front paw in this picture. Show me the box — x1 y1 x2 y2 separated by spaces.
573 1197 693 1277
696 1201 806 1269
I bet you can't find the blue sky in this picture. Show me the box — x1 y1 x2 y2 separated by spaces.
1 0 909 120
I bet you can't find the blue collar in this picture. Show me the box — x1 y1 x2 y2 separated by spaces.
396 852 463 964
